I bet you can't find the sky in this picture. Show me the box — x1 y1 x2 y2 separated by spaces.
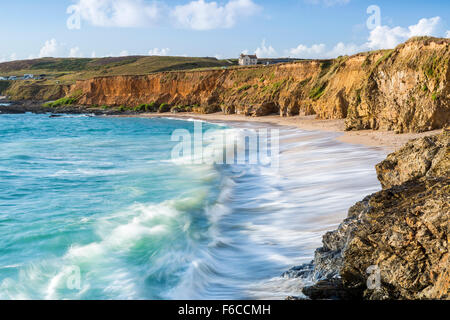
0 0 449 62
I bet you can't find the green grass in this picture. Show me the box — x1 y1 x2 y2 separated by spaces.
43 97 76 107
309 82 328 101
355 89 362 105
43 92 82 107
0 56 237 85
374 50 394 69
237 84 252 93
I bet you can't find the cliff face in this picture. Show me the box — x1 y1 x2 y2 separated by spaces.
290 129 449 300
68 37 449 133
346 38 450 133
5 82 70 101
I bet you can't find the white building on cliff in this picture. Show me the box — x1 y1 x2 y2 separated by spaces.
239 54 258 66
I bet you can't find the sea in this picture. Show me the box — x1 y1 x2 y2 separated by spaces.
0 113 386 299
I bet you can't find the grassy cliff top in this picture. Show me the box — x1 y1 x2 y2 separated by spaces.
0 56 236 85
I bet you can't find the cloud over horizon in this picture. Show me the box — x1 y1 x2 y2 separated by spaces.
68 0 260 30
71 0 160 28
285 16 444 59
171 0 261 30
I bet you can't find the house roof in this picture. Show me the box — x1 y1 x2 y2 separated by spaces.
240 54 258 59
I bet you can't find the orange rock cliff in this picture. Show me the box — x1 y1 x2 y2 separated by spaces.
65 37 449 133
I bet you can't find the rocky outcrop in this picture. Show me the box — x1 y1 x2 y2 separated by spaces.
346 37 450 133
376 132 449 188
64 37 449 134
289 129 449 300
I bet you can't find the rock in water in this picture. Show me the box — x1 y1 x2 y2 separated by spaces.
299 129 449 300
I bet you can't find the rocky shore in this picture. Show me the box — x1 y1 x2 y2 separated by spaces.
286 129 449 300
0 100 123 115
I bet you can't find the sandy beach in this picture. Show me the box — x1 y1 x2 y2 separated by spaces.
125 112 442 153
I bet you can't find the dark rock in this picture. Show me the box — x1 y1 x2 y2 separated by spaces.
292 130 449 300
302 278 364 300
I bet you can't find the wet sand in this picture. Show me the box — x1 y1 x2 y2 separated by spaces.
125 112 442 153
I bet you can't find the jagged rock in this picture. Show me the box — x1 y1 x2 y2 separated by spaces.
376 129 450 188
295 130 449 300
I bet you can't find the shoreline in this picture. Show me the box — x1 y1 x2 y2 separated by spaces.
0 100 442 152
117 112 443 153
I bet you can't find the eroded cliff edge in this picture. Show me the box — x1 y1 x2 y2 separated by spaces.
285 129 449 300
61 37 449 133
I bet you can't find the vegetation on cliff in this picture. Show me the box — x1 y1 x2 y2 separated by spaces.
0 56 235 84
0 80 11 94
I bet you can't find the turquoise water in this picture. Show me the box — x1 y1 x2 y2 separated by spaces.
0 113 386 300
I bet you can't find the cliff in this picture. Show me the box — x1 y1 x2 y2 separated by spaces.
286 129 449 300
65 37 450 133
5 81 70 101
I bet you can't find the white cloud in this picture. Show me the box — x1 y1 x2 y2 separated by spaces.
39 39 64 58
255 40 277 58
69 47 83 58
119 50 129 56
91 51 97 58
328 42 362 57
408 17 441 36
148 48 170 56
367 16 442 50
0 53 18 63
172 0 260 30
446 31 450 38
287 16 445 59
73 0 160 28
288 43 326 58
366 26 408 50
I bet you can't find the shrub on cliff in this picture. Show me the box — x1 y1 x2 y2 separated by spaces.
134 103 159 112
158 103 170 113
171 105 193 113
43 90 83 108
147 102 159 112
43 96 78 108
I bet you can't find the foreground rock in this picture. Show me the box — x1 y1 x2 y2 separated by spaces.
288 129 449 300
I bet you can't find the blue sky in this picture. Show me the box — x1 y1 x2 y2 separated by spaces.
0 0 449 61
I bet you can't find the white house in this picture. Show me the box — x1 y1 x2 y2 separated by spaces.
239 54 258 66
